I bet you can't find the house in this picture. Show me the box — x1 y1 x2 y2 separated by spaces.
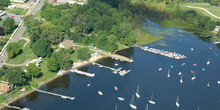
10 0 27 3
0 11 6 17
0 83 10 92
8 4 17 9
214 26 220 32
59 40 77 50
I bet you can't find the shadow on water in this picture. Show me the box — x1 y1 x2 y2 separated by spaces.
46 74 70 91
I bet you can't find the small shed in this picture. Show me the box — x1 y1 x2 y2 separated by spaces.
59 40 77 50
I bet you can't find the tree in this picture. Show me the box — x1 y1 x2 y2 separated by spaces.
32 39 53 57
47 57 59 72
59 53 72 69
0 70 5 78
77 48 89 61
218 31 220 37
5 67 26 86
6 42 21 58
0 0 11 6
66 47 74 54
27 63 41 80
3 17 15 30
0 27 4 36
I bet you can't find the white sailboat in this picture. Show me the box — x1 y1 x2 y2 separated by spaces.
180 75 183 84
135 85 140 98
207 82 210 87
87 80 91 87
145 104 149 110
129 95 137 110
167 68 170 78
207 56 210 65
148 94 156 104
176 96 180 108
191 73 196 81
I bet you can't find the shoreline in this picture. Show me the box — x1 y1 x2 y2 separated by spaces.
0 55 108 109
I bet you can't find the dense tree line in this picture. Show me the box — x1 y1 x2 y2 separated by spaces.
25 1 137 52
6 42 21 58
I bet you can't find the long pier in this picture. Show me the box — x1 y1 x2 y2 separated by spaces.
33 88 75 100
70 69 95 77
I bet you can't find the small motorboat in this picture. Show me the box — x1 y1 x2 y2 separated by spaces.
158 68 162 71
114 86 118 91
115 64 118 66
98 91 103 95
178 72 182 76
117 97 124 101
193 63 197 66
170 65 173 68
191 76 196 80
217 81 220 84
191 48 194 51
191 70 194 73
87 80 91 87
207 60 210 65
202 68 205 71
181 63 185 66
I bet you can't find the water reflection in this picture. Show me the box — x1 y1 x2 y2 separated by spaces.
46 74 70 91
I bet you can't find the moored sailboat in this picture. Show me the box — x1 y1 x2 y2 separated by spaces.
167 68 170 78
148 94 156 104
129 95 137 110
180 75 183 84
135 85 140 98
176 96 180 108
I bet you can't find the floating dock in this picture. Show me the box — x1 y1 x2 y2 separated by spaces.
92 62 131 76
34 88 75 100
70 69 95 77
139 46 186 60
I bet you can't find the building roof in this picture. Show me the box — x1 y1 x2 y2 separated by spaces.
60 40 76 49
0 83 10 91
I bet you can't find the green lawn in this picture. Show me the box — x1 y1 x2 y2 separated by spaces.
17 40 27 48
5 54 37 64
180 2 220 21
8 8 28 15
23 43 32 54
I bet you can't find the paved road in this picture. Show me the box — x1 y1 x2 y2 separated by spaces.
0 0 45 68
184 6 220 20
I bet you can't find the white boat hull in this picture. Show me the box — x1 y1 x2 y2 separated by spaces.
218 81 220 84
180 79 183 83
129 104 137 110
148 100 155 104
191 77 196 80
135 93 140 98
176 102 180 107
117 97 124 101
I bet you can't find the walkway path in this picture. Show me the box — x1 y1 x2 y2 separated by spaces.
21 37 30 48
184 6 220 20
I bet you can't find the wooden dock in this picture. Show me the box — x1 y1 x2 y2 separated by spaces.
34 88 75 100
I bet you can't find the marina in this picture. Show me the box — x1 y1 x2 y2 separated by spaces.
6 19 220 110
140 46 187 60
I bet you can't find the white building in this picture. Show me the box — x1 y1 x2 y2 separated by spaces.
10 0 27 3
8 4 17 9
214 26 220 32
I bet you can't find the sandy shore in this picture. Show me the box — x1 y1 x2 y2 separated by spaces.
0 55 108 109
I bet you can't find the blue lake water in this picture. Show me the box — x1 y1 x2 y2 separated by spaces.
4 19 220 110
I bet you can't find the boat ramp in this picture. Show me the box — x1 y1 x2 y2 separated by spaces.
92 62 131 76
139 46 186 60
70 69 95 77
33 88 75 100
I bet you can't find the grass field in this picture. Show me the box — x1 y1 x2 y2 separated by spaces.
133 26 163 45
180 2 220 21
8 8 28 15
